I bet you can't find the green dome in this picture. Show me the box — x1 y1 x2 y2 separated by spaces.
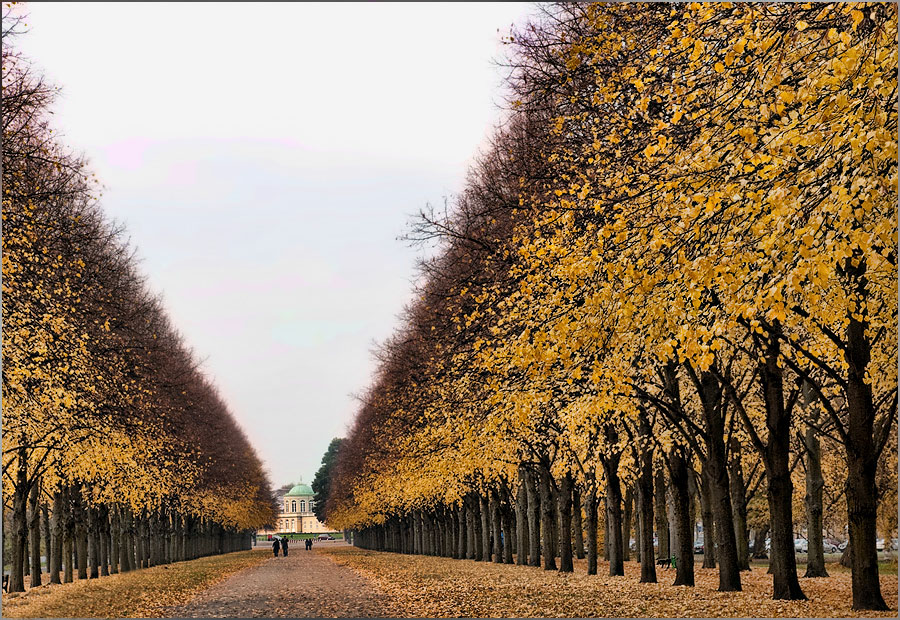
285 483 314 497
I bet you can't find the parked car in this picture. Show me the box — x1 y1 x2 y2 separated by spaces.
824 538 844 553
875 538 885 551
317 534 336 541
794 538 808 553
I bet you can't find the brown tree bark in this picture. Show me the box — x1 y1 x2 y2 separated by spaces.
670 447 695 586
516 468 529 565
728 438 751 571
637 414 657 583
573 487 585 560
8 446 28 592
557 472 574 572
490 490 502 563
538 464 557 570
842 262 888 610
501 494 514 564
654 468 670 562
695 368 741 591
752 524 770 559
109 505 120 574
41 502 52 582
466 496 477 560
526 468 541 567
29 477 43 587
803 423 828 578
758 329 805 600
480 494 492 562
457 503 467 559
583 487 598 575
602 435 625 576
49 490 63 584
622 485 633 562
88 505 100 578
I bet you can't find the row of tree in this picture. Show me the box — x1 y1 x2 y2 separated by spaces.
326 2 896 611
2 7 276 592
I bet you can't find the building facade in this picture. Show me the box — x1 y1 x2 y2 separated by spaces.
259 483 335 535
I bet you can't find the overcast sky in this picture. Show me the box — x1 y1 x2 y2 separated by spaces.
12 2 537 487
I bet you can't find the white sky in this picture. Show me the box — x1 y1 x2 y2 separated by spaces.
10 2 538 487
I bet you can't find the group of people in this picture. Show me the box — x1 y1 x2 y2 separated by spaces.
271 536 314 557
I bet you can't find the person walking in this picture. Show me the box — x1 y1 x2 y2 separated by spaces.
281 537 289 557
272 538 280 558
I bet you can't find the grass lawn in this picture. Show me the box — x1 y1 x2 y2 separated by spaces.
319 546 899 618
1 549 270 618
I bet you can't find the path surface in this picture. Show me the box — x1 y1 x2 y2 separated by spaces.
168 543 391 618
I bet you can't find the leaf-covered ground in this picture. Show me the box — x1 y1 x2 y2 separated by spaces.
1 549 270 618
320 546 899 618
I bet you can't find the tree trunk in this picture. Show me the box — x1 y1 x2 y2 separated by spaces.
633 489 642 564
473 497 485 561
480 494 491 562
603 494 610 561
759 329 805 599
602 443 625 576
526 468 541 567
583 487 598 575
538 465 557 570
501 496 513 564
697 369 741 591
63 487 75 583
516 468 529 565
490 491 502 563
654 468 670 562
8 446 28 593
803 423 828 578
466 496 477 560
99 505 110 577
110 505 120 574
120 507 133 572
457 503 466 559
73 490 88 580
42 502 52 584
550 484 559 561
842 251 889 610
557 472 574 572
88 505 100 578
670 447 695 586
753 524 770 559
622 485 633 562
699 466 716 568
573 487 585 560
637 416 657 583
29 477 43 587
50 490 63 584
728 438 751 570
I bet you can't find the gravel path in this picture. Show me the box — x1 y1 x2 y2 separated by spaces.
168 542 392 618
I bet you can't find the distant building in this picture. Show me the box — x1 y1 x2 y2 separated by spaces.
259 482 336 535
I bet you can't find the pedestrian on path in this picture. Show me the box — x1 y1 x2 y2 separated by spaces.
281 537 289 557
272 539 280 558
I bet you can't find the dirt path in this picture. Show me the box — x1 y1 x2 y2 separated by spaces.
168 542 393 618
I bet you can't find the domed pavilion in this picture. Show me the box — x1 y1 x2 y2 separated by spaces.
259 480 336 536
